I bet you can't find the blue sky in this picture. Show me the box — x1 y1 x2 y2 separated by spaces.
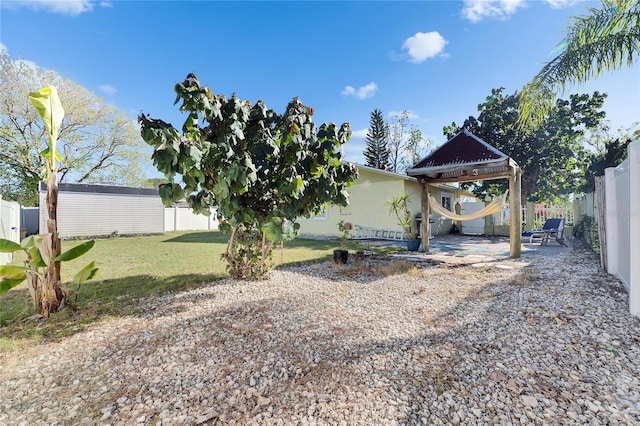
1 0 638 173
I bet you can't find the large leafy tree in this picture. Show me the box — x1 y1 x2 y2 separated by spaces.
578 124 637 192
363 108 390 169
139 74 358 279
444 87 606 203
0 53 147 205
519 0 639 128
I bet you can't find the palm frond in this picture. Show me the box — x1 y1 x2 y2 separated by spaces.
519 0 640 130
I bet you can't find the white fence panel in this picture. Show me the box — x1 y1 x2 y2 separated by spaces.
0 195 21 265
493 206 526 226
164 206 218 231
533 205 575 226
604 140 639 318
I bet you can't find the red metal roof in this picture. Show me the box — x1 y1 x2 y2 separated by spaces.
413 129 507 169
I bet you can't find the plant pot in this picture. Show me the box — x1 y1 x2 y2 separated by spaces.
406 239 421 252
333 249 349 264
355 250 365 261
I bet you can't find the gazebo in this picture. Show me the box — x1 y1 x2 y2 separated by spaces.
407 129 522 258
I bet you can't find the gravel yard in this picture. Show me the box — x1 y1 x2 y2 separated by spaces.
1 244 639 425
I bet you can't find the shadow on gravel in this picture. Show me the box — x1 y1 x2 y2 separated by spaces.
4 243 639 424
122 246 637 424
0 272 225 342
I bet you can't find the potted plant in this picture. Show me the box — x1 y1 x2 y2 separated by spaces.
387 193 421 251
333 220 351 264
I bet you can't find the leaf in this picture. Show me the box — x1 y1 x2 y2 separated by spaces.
213 180 229 199
39 147 63 162
0 265 28 279
29 246 47 268
74 261 99 285
20 235 39 249
28 86 65 168
52 240 95 262
0 278 26 294
0 238 21 253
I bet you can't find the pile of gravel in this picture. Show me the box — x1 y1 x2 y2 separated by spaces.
1 248 638 425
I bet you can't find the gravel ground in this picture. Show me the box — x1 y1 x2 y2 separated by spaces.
1 245 639 425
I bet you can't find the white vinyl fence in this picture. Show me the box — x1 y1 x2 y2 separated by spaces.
493 206 526 227
493 203 573 228
0 194 21 265
604 140 639 317
164 206 218 231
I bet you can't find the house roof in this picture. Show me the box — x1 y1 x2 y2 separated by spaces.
407 129 518 183
39 181 159 196
355 163 417 182
353 163 477 198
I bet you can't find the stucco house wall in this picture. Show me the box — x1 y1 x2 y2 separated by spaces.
297 165 475 238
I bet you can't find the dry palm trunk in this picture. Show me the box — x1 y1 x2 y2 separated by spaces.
41 166 66 317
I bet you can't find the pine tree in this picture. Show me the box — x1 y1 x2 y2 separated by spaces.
363 108 390 169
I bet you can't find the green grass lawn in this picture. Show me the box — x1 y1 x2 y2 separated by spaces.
0 230 340 349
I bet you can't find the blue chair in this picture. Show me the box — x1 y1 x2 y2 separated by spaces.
522 218 567 246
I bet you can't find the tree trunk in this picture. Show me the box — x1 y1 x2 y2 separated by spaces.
41 166 66 317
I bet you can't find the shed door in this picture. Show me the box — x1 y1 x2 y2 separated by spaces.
461 202 484 235
0 197 20 265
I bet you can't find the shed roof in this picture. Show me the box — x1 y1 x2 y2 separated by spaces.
407 129 518 183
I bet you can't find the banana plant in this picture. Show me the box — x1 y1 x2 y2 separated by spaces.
0 85 98 316
0 236 98 309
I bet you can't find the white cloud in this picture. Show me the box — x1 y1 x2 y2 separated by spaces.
351 129 369 139
545 0 579 9
341 82 378 100
461 0 527 22
401 32 447 63
98 84 118 96
0 43 7 55
4 0 95 15
99 1 113 7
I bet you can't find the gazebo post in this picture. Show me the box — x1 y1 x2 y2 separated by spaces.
509 169 522 258
421 181 430 252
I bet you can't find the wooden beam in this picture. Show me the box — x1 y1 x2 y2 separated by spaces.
421 182 430 253
509 169 522 258
421 171 513 184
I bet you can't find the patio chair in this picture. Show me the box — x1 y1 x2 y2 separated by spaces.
522 218 567 246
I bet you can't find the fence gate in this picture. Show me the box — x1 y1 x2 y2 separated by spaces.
0 195 21 265
461 202 485 235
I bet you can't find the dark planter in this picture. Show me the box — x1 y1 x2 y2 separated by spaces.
333 249 349 264
355 250 365 261
406 239 421 252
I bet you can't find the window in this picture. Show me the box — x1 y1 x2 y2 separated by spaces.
441 192 453 212
301 210 328 221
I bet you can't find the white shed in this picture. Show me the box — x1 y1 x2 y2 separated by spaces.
39 182 164 239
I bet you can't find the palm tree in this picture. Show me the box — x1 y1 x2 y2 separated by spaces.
519 0 639 128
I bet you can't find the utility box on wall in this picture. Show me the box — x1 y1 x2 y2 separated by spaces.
39 182 164 239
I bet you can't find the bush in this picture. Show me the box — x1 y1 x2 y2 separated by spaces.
573 215 600 253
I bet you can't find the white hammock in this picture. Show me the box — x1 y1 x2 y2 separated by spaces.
429 191 508 221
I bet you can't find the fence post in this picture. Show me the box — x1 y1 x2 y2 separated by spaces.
525 202 535 230
604 168 618 278
629 141 639 317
